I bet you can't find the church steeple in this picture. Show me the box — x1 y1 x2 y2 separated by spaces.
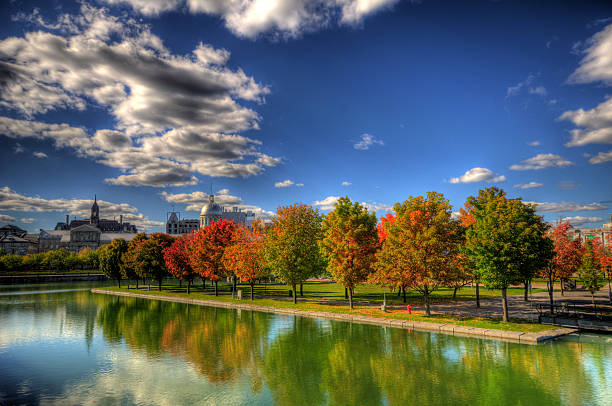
90 195 100 225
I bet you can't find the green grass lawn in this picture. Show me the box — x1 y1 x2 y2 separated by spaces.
99 282 552 333
128 279 547 306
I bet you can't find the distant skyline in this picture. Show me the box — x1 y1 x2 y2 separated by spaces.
1 0 611 232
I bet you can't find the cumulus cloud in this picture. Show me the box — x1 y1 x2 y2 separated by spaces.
527 141 540 146
509 154 574 170
341 181 352 186
33 151 47 158
561 216 604 227
353 133 384 150
160 190 274 219
514 182 543 189
449 167 506 184
568 23 612 85
0 186 163 230
589 149 612 164
559 97 612 146
19 217 36 224
0 5 280 186
526 201 608 213
313 196 340 211
0 214 17 223
101 0 399 39
274 179 303 188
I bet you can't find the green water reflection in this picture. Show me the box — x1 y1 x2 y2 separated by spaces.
0 284 610 405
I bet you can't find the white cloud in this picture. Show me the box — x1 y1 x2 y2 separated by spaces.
0 5 280 186
101 0 399 39
561 216 604 227
19 217 36 224
589 149 612 164
557 181 579 191
33 151 47 158
514 182 543 189
313 196 340 211
274 179 303 188
559 97 612 146
341 181 352 186
449 167 506 184
509 154 574 170
360 201 392 214
0 214 17 223
353 133 384 150
528 86 547 96
13 143 25 154
161 189 274 219
527 141 540 146
0 186 162 230
568 23 612 85
506 73 537 98
526 201 608 213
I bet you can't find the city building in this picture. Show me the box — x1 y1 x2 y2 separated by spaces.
54 196 137 233
0 224 38 255
570 213 612 247
166 194 255 235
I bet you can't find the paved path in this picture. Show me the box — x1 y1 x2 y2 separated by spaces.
410 288 612 321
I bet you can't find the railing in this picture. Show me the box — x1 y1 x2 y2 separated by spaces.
536 303 612 321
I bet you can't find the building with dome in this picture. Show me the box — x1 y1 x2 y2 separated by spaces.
166 194 255 235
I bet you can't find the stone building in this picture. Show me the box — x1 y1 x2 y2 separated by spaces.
54 196 137 233
166 194 255 235
0 224 38 255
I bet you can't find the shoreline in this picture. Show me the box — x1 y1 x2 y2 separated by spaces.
91 288 578 344
1 274 107 284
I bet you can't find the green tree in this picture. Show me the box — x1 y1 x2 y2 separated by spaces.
0 254 23 272
464 187 550 321
579 240 604 305
133 233 174 291
320 196 379 309
98 238 128 287
46 248 69 272
265 203 325 304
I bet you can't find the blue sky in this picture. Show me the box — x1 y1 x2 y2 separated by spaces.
0 0 611 233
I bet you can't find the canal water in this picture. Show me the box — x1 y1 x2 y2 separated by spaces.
1 283 611 405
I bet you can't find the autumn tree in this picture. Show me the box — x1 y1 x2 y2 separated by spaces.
320 197 379 309
222 221 268 300
579 240 604 305
264 203 325 304
164 233 197 294
189 219 238 296
98 238 128 287
130 233 174 291
540 222 584 312
372 192 463 315
121 233 147 289
464 187 552 322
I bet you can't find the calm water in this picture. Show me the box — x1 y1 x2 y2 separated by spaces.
0 283 611 406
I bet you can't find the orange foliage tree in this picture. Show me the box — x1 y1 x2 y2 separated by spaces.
371 192 463 315
320 197 379 309
222 221 268 300
164 233 197 294
189 219 238 296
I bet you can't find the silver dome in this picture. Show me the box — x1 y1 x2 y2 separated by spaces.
200 195 223 216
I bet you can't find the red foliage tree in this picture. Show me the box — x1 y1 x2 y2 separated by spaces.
222 221 268 300
189 219 238 296
164 233 197 294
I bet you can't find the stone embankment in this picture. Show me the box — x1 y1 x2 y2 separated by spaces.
91 288 578 344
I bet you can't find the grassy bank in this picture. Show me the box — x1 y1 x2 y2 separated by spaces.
98 285 552 333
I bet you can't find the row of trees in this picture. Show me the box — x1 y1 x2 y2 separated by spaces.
96 187 611 322
0 247 99 272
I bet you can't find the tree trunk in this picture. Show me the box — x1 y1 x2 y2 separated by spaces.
135 279 138 290
187 280 191 294
560 280 564 296
345 287 348 299
158 279 162 291
592 293 595 306
424 290 431 316
251 282 254 300
214 280 218 296
475 280 480 308
292 284 297 304
117 278 121 288
453 286 458 300
203 278 206 290
348 286 353 309
524 281 529 301
501 287 509 322
300 283 303 297
233 276 237 292
179 279 182 288
548 277 554 313
402 286 406 303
